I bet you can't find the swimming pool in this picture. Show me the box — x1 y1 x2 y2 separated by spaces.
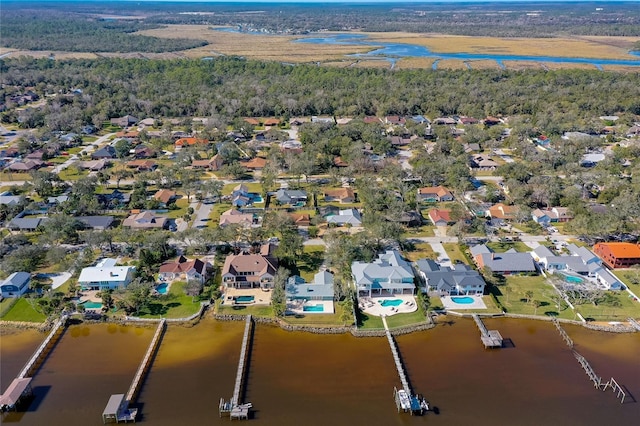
560 273 584 284
156 283 169 294
379 299 403 307
451 296 475 305
81 301 102 309
235 295 255 304
303 304 324 312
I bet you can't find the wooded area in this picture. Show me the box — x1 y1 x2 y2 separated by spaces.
2 56 639 132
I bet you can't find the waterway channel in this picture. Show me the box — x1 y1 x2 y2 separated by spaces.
2 317 639 425
295 33 640 69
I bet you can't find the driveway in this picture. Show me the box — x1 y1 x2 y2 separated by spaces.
41 272 72 290
191 201 214 228
429 242 453 268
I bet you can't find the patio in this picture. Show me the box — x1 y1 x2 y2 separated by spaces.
440 295 487 310
286 299 335 315
358 295 417 317
222 287 272 306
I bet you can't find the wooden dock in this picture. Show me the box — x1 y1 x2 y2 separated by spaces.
18 315 69 379
102 319 166 423
220 315 254 420
472 314 503 348
627 317 640 332
125 319 166 403
553 319 626 403
382 317 428 415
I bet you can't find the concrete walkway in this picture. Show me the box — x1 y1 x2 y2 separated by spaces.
42 272 72 290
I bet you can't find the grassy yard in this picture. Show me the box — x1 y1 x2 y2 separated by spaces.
403 242 436 262
358 311 384 329
222 182 263 195
0 298 48 322
386 309 428 328
135 281 202 319
575 292 640 321
217 302 274 317
166 198 190 219
486 241 532 253
297 245 325 282
402 226 435 238
441 243 467 264
283 303 348 326
495 275 575 320
58 167 89 181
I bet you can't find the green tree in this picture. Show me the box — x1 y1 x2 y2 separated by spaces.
271 267 290 317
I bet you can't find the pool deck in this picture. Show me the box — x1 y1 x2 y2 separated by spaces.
286 299 335 315
222 287 273 306
440 295 487 310
359 296 417 317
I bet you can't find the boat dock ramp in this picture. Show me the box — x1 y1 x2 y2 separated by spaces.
472 314 503 348
552 318 627 403
1 315 69 413
382 316 428 415
103 318 166 423
219 315 254 420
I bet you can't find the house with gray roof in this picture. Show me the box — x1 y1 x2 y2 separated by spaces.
472 244 537 275
7 217 47 231
1 272 31 298
352 250 415 298
0 193 23 206
416 259 486 296
532 244 622 290
286 270 335 302
274 189 307 205
327 208 362 227
77 216 114 230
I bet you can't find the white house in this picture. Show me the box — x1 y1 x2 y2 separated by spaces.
1 272 31 298
78 259 135 290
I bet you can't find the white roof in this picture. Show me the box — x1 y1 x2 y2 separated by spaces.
96 258 118 268
79 266 134 283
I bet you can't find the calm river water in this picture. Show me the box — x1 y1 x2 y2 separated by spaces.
2 317 639 425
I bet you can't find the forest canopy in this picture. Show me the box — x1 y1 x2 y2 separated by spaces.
0 11 208 53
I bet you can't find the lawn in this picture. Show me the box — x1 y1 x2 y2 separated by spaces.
403 242 436 262
613 270 640 298
486 241 532 253
358 311 384 329
495 275 575 320
385 309 428 328
222 182 263 195
217 303 274 317
441 243 467 264
574 292 640 322
0 298 48 322
297 245 325 282
135 281 202 319
283 303 348 326
166 198 190 219
58 167 89 181
402 226 434 238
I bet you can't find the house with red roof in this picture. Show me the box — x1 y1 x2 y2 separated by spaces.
593 242 640 269
158 256 209 283
428 209 453 226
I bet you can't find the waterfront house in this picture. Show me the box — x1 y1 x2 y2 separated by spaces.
593 242 640 269
327 208 362 227
78 259 135 290
351 250 415 298
472 244 536 275
158 256 209 284
532 245 622 290
221 244 279 289
0 272 31 298
122 211 168 229
415 259 485 296
286 270 335 301
417 186 453 202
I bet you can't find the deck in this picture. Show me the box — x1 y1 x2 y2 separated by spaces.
220 315 254 420
472 314 503 348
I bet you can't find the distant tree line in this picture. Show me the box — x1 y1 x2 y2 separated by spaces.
0 11 208 53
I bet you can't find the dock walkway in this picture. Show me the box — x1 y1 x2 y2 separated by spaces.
19 315 68 379
126 319 166 403
220 315 253 420
472 314 503 348
382 316 428 415
627 317 640 332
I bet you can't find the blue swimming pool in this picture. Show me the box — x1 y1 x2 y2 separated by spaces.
156 283 169 294
560 273 584 284
235 295 255 304
379 299 403 307
451 296 475 305
303 304 324 312
81 301 102 309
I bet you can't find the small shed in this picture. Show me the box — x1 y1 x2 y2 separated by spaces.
102 394 135 424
